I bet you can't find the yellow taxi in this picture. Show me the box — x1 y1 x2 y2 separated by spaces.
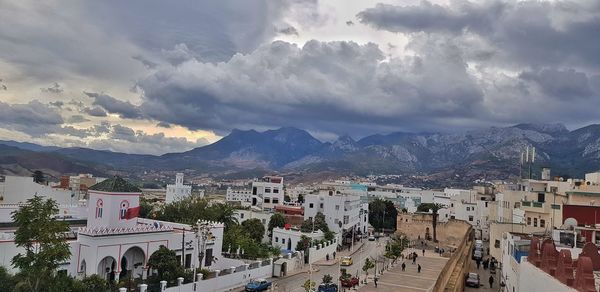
340 256 353 266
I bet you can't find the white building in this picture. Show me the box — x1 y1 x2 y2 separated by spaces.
233 209 273 243
304 191 362 242
226 176 284 210
226 187 253 207
0 176 231 282
271 227 323 251
165 173 193 203
0 175 76 205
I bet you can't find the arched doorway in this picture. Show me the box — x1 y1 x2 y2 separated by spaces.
287 238 292 250
79 259 87 277
120 246 146 280
97 256 117 282
425 227 431 241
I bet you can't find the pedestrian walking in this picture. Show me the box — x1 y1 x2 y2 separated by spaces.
374 276 378 288
422 249 425 256
333 251 336 259
412 256 416 264
402 262 406 271
418 264 422 273
489 275 494 288
476 259 481 269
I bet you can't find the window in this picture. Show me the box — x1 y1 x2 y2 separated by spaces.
533 218 538 227
527 217 531 225
95 199 103 218
264 197 271 203
495 240 500 248
273 188 279 193
335 205 340 210
185 254 192 268
485 202 488 208
320 203 324 208
275 237 279 242
468 215 474 222
540 219 545 228
119 200 129 219
240 213 244 219
451 203 454 207
538 193 545 203
272 198 279 204
253 187 257 195
309 203 314 208
265 188 271 193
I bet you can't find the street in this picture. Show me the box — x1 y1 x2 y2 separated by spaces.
464 242 498 292
253 239 387 292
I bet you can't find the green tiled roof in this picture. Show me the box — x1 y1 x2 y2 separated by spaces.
88 176 141 193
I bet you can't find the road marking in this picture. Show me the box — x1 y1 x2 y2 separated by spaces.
377 281 428 291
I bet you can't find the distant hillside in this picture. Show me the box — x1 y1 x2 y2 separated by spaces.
2 123 600 183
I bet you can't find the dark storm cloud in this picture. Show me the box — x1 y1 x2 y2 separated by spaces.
136 40 485 136
84 91 143 119
358 1 600 68
110 124 137 142
519 69 596 100
57 125 92 138
0 100 64 137
83 106 108 117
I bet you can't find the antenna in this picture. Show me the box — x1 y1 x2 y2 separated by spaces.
520 146 536 179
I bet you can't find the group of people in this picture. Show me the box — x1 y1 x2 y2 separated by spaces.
475 256 497 270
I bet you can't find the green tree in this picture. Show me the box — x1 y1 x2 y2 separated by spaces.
206 203 238 230
267 213 286 234
241 218 265 242
314 212 329 232
324 230 335 242
147 246 183 285
384 234 409 264
368 198 398 232
139 197 154 218
322 274 333 284
302 279 315 292
300 218 314 232
284 195 291 202
80 275 109 292
32 170 45 184
362 258 375 281
417 203 444 242
297 194 304 204
296 235 311 251
11 196 71 292
0 266 16 292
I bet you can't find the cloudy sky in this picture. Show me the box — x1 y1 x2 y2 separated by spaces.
1 0 599 154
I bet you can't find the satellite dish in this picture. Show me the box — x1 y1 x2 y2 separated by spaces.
563 218 578 230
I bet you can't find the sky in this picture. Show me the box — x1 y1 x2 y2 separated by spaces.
1 0 599 154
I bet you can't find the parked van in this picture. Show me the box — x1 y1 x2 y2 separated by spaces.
473 249 483 260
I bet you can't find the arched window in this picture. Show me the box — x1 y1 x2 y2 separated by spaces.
96 199 103 218
120 200 129 219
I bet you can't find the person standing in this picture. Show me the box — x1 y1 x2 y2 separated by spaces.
418 264 422 273
422 249 425 256
374 276 378 288
402 262 406 271
489 275 494 288
476 259 481 269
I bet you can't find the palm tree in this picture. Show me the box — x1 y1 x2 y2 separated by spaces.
417 203 444 243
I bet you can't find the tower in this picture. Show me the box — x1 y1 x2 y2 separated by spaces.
86 176 141 229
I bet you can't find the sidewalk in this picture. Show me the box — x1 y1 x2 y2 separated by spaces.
313 241 366 266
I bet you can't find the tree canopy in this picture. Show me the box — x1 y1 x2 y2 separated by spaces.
147 246 183 285
11 195 71 292
267 213 286 233
369 198 398 232
241 218 265 242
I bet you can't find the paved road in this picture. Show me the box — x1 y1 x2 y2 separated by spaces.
465 242 499 292
267 239 387 292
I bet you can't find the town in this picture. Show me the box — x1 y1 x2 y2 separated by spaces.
1 164 600 291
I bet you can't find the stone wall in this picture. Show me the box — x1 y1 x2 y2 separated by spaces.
397 213 471 247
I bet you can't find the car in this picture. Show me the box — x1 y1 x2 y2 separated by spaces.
245 279 272 291
317 283 338 292
465 273 480 288
340 256 353 266
368 236 376 241
472 249 483 260
340 276 359 288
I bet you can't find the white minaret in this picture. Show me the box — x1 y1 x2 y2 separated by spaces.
166 173 192 203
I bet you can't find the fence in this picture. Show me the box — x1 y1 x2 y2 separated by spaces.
160 258 273 292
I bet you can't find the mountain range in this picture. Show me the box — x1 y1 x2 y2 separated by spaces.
1 123 600 183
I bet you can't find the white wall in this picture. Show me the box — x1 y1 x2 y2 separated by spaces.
0 176 75 205
308 241 337 264
165 260 273 292
518 261 575 292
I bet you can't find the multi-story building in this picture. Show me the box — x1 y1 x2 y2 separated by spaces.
226 176 284 210
304 190 362 243
165 173 193 203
